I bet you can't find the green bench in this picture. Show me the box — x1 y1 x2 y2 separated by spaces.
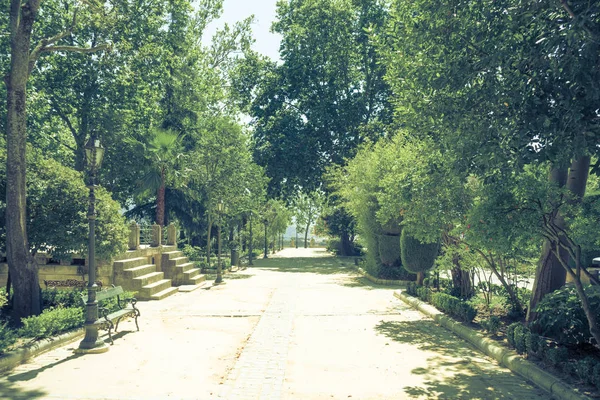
81 285 140 345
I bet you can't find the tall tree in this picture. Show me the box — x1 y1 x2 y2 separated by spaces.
5 0 106 320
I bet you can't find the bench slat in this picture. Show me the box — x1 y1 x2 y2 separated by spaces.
82 286 124 303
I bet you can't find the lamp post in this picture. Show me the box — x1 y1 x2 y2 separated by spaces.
215 200 224 284
263 217 268 259
248 211 254 266
77 135 106 354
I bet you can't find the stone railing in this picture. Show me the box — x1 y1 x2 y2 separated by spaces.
128 222 177 250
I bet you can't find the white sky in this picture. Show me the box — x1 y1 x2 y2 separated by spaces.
202 0 282 61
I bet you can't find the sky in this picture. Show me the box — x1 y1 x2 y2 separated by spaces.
202 0 282 61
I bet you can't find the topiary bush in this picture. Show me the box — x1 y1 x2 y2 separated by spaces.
430 292 477 322
400 229 439 284
20 307 85 340
506 322 520 348
530 284 600 346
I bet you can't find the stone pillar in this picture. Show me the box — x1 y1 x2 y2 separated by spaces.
151 224 161 247
167 223 177 246
128 221 140 250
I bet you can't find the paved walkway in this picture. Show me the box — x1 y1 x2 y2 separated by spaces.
0 248 548 399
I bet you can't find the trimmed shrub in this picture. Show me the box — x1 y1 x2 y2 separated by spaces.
400 230 439 278
513 324 528 354
42 288 85 310
20 307 85 339
481 316 501 335
506 322 520 348
545 347 569 367
378 233 401 267
430 292 477 323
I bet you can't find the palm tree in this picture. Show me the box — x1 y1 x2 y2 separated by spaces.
139 128 183 226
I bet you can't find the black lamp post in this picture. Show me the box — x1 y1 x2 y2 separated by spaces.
263 218 268 259
77 135 106 354
248 211 254 266
215 200 224 284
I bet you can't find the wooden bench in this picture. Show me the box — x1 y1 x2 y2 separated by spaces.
81 285 140 345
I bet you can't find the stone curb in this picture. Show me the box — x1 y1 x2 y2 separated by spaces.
394 290 592 400
0 328 85 375
357 267 411 286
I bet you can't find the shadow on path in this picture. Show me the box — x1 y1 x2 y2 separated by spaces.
251 257 353 275
0 380 46 400
376 320 545 399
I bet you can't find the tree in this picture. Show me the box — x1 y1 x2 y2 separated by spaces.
232 0 392 198
293 191 322 248
5 0 107 320
133 128 184 226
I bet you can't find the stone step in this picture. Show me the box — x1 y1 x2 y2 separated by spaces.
149 286 179 300
178 281 208 292
114 257 149 271
185 273 206 285
132 271 164 288
122 264 157 279
162 251 184 260
139 279 172 299
169 262 195 275
182 268 201 278
168 257 189 266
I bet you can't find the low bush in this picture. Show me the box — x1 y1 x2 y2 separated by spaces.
545 346 569 367
20 307 85 340
182 244 205 262
42 288 84 310
513 324 527 354
481 316 501 335
0 322 17 355
430 292 477 323
530 284 600 347
506 322 520 348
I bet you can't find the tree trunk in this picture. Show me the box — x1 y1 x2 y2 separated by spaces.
304 220 310 248
340 232 353 256
528 157 590 322
6 0 42 321
416 271 424 286
156 177 165 226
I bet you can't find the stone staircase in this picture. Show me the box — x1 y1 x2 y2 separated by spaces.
113 256 179 300
161 251 206 289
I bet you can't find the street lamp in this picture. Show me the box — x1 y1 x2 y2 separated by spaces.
215 200 224 284
77 134 106 354
244 188 254 266
263 217 269 259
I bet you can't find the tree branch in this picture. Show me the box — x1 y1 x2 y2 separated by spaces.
40 44 109 54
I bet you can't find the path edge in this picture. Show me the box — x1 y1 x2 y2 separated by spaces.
0 328 84 375
358 267 411 286
394 290 591 400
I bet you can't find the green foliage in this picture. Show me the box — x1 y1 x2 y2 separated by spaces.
400 229 439 274
0 323 17 355
513 324 528 354
0 149 128 261
19 307 85 340
531 285 600 346
506 322 520 349
430 292 477 323
182 245 205 262
378 234 401 267
41 289 84 310
545 347 569 367
480 316 501 336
